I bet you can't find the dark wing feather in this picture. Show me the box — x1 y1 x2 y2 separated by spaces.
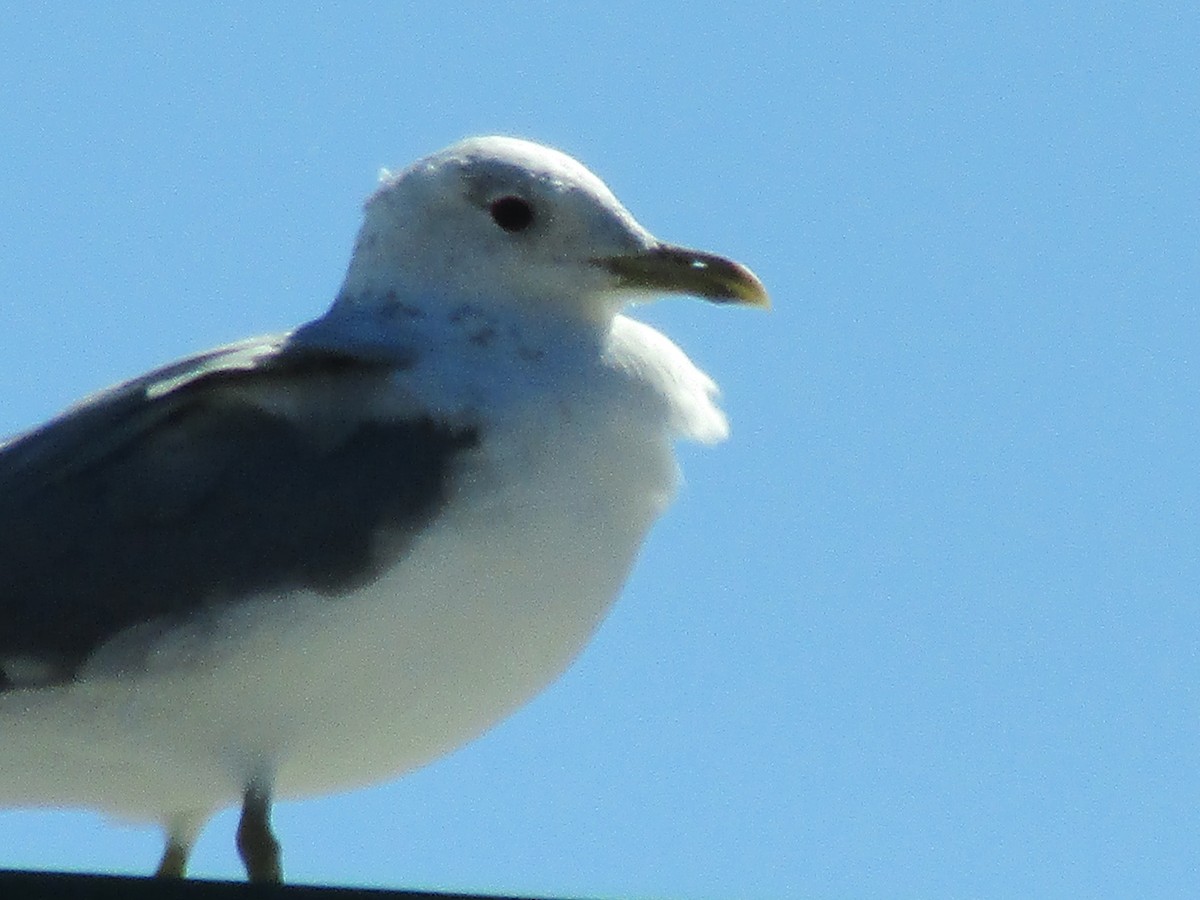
0 336 477 688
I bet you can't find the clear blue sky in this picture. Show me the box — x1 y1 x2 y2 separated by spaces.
1 4 1197 898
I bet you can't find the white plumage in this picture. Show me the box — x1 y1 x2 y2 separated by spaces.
0 136 766 881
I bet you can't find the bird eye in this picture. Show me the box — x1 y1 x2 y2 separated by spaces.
489 196 535 233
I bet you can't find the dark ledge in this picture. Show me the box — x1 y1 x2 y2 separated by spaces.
0 870 553 900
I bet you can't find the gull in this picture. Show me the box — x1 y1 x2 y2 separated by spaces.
0 136 767 882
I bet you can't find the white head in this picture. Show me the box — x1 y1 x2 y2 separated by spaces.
336 136 767 326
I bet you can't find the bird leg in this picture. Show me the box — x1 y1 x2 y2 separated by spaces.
155 811 204 878
236 782 282 883
154 837 190 879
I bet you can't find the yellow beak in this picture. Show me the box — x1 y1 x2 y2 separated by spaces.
597 243 769 308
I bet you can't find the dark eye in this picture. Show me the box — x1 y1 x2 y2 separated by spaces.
489 196 535 233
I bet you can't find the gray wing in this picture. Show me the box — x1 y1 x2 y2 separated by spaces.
0 335 478 689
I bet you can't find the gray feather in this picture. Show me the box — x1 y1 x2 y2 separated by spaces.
0 336 477 688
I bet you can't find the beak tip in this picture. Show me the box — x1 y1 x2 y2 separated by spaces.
706 260 769 309
730 266 770 309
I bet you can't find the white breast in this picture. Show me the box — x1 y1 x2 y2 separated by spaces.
0 314 718 825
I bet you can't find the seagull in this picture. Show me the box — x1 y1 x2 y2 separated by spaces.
0 136 767 882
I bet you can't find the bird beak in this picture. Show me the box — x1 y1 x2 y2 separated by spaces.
596 243 770 308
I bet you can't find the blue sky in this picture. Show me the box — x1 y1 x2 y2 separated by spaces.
1 4 1197 898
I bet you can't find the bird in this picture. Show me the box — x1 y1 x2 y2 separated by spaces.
0 136 767 882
